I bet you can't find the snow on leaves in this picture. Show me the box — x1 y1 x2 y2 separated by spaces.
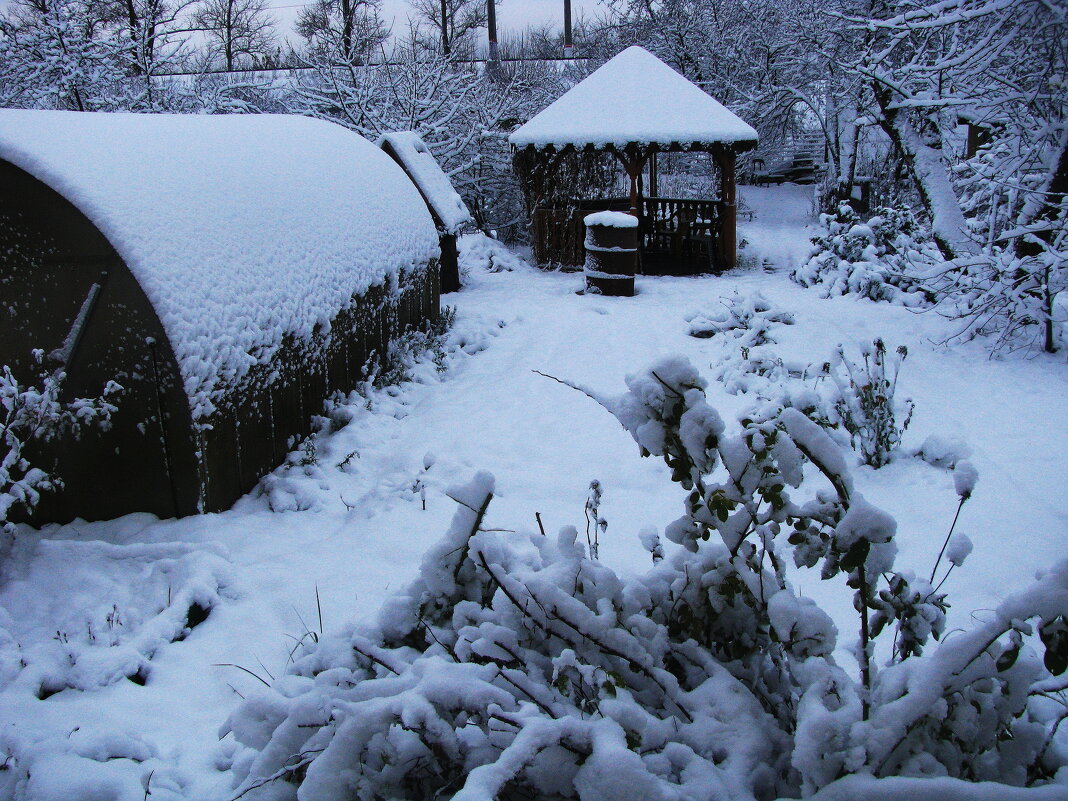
224 356 1068 799
1 356 121 531
792 203 939 307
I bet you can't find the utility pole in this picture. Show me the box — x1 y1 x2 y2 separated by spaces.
563 0 573 58
486 0 499 64
440 0 450 55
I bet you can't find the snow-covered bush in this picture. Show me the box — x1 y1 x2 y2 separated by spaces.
712 345 817 410
0 538 232 795
714 341 915 472
223 356 1068 800
0 539 230 699
458 232 530 276
930 242 1068 356
685 290 794 345
1 353 121 534
912 434 971 470
366 306 457 390
698 301 913 469
792 203 938 306
822 339 914 469
692 291 813 406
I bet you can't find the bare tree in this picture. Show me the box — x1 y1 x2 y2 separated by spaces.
0 0 121 109
296 0 388 64
407 0 485 57
97 0 195 78
194 0 276 71
289 32 568 237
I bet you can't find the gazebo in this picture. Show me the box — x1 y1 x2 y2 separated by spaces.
510 46 758 274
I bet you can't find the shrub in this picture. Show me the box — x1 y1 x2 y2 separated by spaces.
1 352 121 534
685 290 795 345
363 306 457 390
224 357 1068 800
698 302 911 469
792 202 938 306
823 338 914 468
458 233 530 276
930 244 1068 356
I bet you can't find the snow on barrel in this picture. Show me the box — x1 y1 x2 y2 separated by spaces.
584 211 639 296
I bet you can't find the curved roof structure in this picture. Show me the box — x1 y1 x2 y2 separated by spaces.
0 110 439 419
509 46 758 152
378 131 472 234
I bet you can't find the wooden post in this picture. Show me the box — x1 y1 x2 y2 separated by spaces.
441 0 450 55
718 147 737 271
649 151 658 198
563 0 573 57
487 0 499 63
610 146 647 274
621 146 646 218
627 162 640 217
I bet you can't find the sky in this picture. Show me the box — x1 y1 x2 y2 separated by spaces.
266 0 608 51
0 0 615 55
0 0 610 57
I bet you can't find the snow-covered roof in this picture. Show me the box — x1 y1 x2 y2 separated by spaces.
378 131 472 234
509 47 758 152
0 110 439 419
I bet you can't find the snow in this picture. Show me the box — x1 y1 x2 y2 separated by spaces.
1054 292 1068 350
509 46 759 151
912 434 971 469
767 589 838 659
458 232 528 274
3 185 1067 799
584 211 639 228
945 533 973 567
953 460 979 499
378 130 473 234
0 110 440 419
802 774 1068 800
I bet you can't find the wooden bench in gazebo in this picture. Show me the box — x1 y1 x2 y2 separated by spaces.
510 47 758 274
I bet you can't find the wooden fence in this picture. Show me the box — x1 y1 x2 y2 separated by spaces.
532 196 727 274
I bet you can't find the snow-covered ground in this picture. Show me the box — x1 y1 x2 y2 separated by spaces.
3 185 1066 799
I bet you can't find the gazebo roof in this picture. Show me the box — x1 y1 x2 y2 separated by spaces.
509 46 758 153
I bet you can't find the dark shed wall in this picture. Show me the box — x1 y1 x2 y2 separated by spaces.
195 265 440 513
0 160 201 523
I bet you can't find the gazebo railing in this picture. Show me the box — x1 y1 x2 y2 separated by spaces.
531 196 727 274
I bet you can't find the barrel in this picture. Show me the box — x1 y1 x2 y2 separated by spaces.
583 211 638 296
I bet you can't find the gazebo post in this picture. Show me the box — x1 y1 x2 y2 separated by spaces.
628 163 639 216
717 147 738 271
615 145 644 218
